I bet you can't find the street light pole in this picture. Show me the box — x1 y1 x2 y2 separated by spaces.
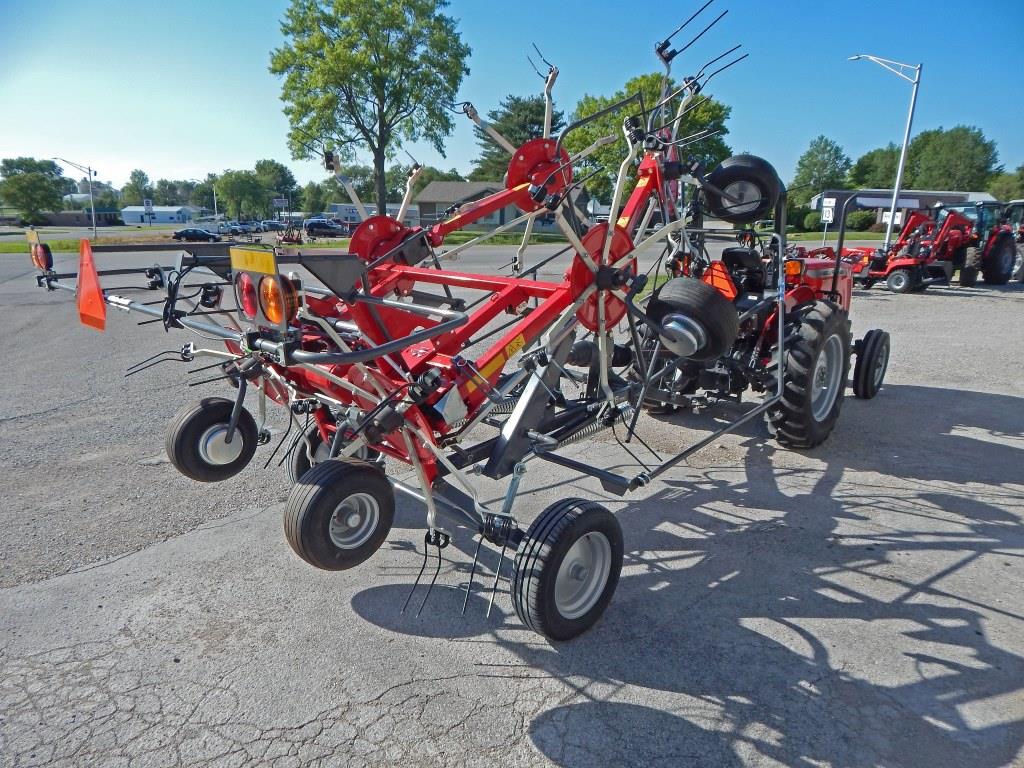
848 55 922 253
53 157 97 239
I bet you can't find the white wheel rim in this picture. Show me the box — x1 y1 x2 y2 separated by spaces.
328 493 379 549
721 180 762 217
197 424 243 465
872 339 889 389
890 272 907 290
554 532 612 620
811 334 843 421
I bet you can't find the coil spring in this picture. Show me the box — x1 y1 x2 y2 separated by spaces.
624 117 644 145
559 404 636 446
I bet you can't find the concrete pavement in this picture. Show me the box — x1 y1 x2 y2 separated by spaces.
1 244 1022 767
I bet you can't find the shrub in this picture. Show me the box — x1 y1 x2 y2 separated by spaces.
846 210 876 231
867 222 886 233
804 211 822 231
787 206 812 232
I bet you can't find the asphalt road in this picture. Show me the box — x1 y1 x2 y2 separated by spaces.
1 243 1022 767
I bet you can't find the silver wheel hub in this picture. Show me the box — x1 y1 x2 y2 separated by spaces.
198 424 243 465
660 314 707 358
555 532 612 620
328 493 379 549
811 334 843 422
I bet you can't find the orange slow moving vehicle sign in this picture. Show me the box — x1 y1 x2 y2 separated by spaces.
77 239 107 331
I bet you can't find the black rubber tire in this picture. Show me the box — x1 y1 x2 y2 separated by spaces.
767 301 851 449
284 458 394 571
287 422 380 484
852 329 890 400
960 247 980 286
647 278 739 361
165 397 258 482
511 499 624 642
702 155 782 225
886 269 914 293
982 235 1015 285
861 279 876 290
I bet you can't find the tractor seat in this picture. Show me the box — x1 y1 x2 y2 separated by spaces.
722 247 762 271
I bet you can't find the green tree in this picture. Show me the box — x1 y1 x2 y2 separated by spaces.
0 157 65 223
300 181 326 214
904 125 999 191
468 95 565 181
564 72 732 202
269 0 471 215
121 169 153 206
215 170 264 218
988 163 1024 201
848 143 900 188
790 136 851 206
330 164 376 203
254 159 298 201
190 174 219 212
153 178 180 206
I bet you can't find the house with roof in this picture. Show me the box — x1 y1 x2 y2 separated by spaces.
414 181 590 232
120 205 197 225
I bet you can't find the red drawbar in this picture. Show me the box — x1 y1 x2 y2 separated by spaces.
77 239 106 331
701 261 738 301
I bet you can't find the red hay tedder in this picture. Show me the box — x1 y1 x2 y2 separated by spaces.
28 3 891 641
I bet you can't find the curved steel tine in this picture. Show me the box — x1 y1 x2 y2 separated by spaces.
461 535 484 615
486 541 508 618
401 534 431 614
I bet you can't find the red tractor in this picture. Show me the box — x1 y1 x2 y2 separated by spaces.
848 201 1017 292
1005 200 1024 282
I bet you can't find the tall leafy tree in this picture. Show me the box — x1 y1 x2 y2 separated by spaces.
153 179 180 206
190 174 219 212
988 163 1024 201
0 157 64 223
269 0 471 215
410 165 463 198
468 95 565 181
905 125 999 191
848 143 900 188
121 169 153 206
215 170 264 218
254 159 298 201
300 181 326 214
564 72 732 202
790 136 851 206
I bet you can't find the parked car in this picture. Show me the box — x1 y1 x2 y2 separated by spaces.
304 219 349 237
261 220 285 231
247 221 264 233
172 228 221 243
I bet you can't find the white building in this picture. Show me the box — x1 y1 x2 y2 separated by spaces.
120 205 194 225
327 202 420 228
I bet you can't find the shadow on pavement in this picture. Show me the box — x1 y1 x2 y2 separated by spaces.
352 384 1024 766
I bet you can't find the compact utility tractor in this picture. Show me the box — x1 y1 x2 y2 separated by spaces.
26 2 892 642
848 200 1017 291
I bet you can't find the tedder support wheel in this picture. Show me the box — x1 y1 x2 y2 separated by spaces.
982 236 1016 285
647 278 740 361
287 422 380 484
768 300 851 449
852 329 890 400
284 458 394 571
512 498 624 641
165 397 258 482
886 269 914 293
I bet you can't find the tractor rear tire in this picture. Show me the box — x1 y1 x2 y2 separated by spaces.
982 236 1015 285
284 458 394 571
852 329 890 400
647 278 739 361
511 498 623 641
767 301 851 449
165 397 258 482
886 269 914 293
960 247 980 286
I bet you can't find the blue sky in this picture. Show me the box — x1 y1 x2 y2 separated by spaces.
2 0 1022 192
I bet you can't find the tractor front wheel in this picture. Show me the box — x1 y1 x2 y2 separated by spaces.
960 247 980 286
886 269 915 293
512 499 623 641
284 458 394 571
768 301 851 448
165 397 258 482
852 329 890 400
